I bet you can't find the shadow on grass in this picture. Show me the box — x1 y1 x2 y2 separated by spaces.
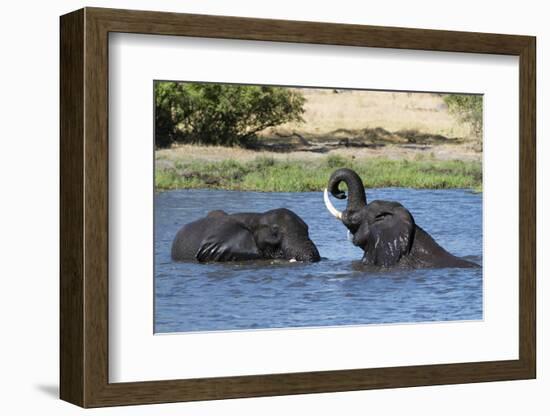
247 126 465 154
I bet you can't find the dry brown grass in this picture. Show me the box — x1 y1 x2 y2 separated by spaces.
156 141 480 165
262 89 473 140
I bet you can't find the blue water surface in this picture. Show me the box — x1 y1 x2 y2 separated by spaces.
154 189 482 333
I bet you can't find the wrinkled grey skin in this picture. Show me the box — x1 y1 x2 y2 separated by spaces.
326 168 479 269
171 208 320 263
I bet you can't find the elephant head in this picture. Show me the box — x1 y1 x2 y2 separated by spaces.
236 208 321 263
323 168 415 267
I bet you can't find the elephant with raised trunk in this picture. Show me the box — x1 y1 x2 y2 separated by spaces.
324 168 479 269
171 208 321 263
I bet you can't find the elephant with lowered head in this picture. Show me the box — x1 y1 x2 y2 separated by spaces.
323 168 479 269
171 208 320 263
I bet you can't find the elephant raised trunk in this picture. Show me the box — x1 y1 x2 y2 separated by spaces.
324 168 367 220
324 167 480 269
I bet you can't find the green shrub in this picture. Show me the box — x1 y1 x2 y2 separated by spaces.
443 94 483 139
154 82 305 148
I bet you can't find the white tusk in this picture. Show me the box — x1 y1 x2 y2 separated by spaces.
324 188 343 220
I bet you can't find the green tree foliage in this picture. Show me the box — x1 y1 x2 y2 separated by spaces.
443 94 483 139
155 82 306 148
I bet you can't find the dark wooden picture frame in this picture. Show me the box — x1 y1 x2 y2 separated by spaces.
60 7 536 408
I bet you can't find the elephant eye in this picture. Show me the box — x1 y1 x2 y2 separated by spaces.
348 212 362 224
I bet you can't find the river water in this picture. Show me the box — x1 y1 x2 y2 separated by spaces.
154 188 482 333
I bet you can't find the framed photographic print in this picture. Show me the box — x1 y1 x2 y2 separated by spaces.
60 7 536 408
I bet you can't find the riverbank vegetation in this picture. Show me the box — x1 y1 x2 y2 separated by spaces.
156 154 482 192
154 82 483 193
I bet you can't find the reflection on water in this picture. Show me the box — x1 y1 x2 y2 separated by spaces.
155 188 482 333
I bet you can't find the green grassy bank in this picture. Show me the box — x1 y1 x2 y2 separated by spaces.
156 155 482 192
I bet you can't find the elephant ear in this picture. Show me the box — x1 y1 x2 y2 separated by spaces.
362 206 415 267
195 220 261 262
